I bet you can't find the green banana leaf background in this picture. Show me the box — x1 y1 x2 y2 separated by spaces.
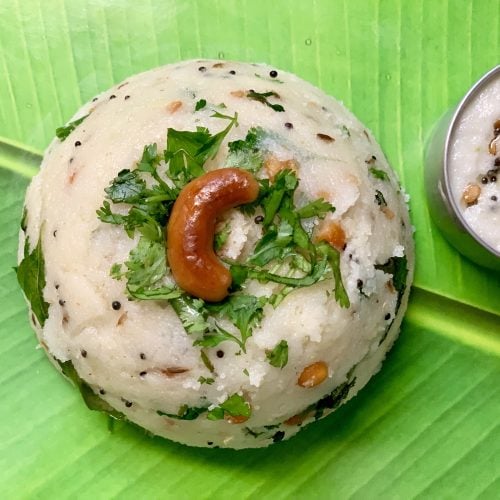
1 0 499 498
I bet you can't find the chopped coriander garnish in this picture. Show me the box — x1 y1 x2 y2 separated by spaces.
296 198 335 219
57 359 125 420
210 110 238 121
200 349 215 372
226 127 266 173
111 236 180 300
198 376 215 385
195 99 207 111
158 394 250 422
375 190 387 207
20 208 28 232
16 236 49 327
214 223 230 251
207 294 266 346
369 167 389 181
375 255 408 313
98 119 351 353
246 90 285 112
165 113 237 188
266 340 288 368
207 393 251 420
55 114 88 141
232 169 349 308
104 169 148 204
158 404 208 420
170 295 247 350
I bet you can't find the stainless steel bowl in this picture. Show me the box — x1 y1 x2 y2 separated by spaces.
425 65 500 271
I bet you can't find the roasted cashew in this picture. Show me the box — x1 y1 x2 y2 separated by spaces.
167 168 259 302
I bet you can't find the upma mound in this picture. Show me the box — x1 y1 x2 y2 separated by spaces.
18 60 414 448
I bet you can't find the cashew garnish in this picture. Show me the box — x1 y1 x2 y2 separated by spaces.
166 168 259 302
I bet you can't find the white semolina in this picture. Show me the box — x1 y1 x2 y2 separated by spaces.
18 60 414 449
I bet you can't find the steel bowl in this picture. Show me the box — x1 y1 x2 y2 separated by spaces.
425 65 500 271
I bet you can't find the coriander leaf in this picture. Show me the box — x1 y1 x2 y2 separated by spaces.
296 199 335 219
136 144 161 173
200 349 215 372
206 407 224 420
226 127 266 173
230 264 249 287
375 255 408 294
110 263 122 279
249 222 293 266
207 394 251 420
261 170 298 225
170 296 211 334
246 90 285 112
96 201 128 226
207 294 265 344
310 377 356 420
211 110 238 121
104 169 147 204
195 112 238 163
266 340 288 368
375 190 387 207
21 207 28 232
247 257 328 287
17 236 49 327
158 404 208 420
117 237 168 297
165 114 237 186
128 286 181 301
317 243 350 308
198 376 214 385
193 326 244 350
57 359 125 420
169 295 247 350
375 255 408 313
214 223 230 252
55 114 88 141
292 218 310 249
165 127 208 184
195 98 207 111
369 167 389 181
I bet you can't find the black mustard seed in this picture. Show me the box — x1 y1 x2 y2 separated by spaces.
112 301 122 310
